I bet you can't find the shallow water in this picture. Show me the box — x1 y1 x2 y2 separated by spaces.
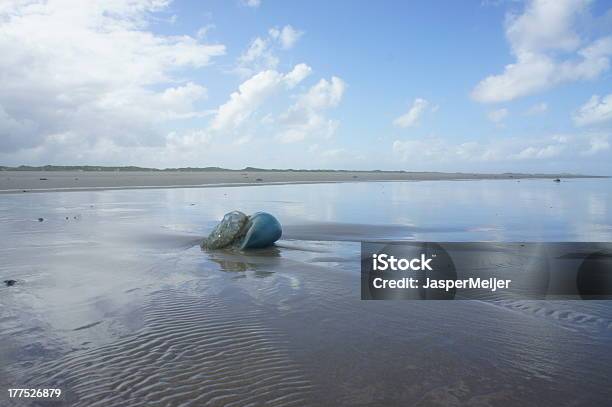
1 179 612 406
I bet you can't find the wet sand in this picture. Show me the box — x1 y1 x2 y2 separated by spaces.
2 180 612 406
0 170 600 193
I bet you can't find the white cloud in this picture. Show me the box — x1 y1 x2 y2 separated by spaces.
284 63 313 88
393 98 430 128
392 132 607 164
211 64 311 133
236 37 279 76
298 76 345 109
277 77 346 143
393 138 456 161
260 113 275 125
241 0 261 8
505 0 585 53
210 71 284 132
236 25 304 77
513 144 565 159
552 134 570 143
472 0 612 103
488 108 509 123
573 94 612 126
320 148 346 158
0 0 225 155
166 129 211 150
196 24 215 39
582 134 610 154
526 102 548 115
318 147 365 166
269 25 304 49
233 135 253 146
393 138 510 163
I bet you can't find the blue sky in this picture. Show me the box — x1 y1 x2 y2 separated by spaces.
0 0 611 173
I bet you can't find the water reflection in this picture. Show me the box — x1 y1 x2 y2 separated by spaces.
205 246 282 273
1 178 612 406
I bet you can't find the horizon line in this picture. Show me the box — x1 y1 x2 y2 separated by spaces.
0 164 608 177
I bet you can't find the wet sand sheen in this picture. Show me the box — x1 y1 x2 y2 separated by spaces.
19 287 313 407
10 247 612 406
1 180 612 406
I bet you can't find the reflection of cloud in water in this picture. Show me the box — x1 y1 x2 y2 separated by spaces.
2 179 612 405
571 222 612 242
588 194 606 218
283 222 423 241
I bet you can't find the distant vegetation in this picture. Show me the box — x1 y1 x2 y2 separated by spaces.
0 165 599 177
0 165 408 173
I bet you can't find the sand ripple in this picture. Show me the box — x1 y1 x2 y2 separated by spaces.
17 286 313 407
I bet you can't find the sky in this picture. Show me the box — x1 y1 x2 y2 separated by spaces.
0 0 611 174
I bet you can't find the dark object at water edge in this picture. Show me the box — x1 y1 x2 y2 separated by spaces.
554 178 561 182
4 280 17 287
38 217 44 222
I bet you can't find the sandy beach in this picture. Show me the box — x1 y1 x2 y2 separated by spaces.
2 179 612 406
0 170 601 193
